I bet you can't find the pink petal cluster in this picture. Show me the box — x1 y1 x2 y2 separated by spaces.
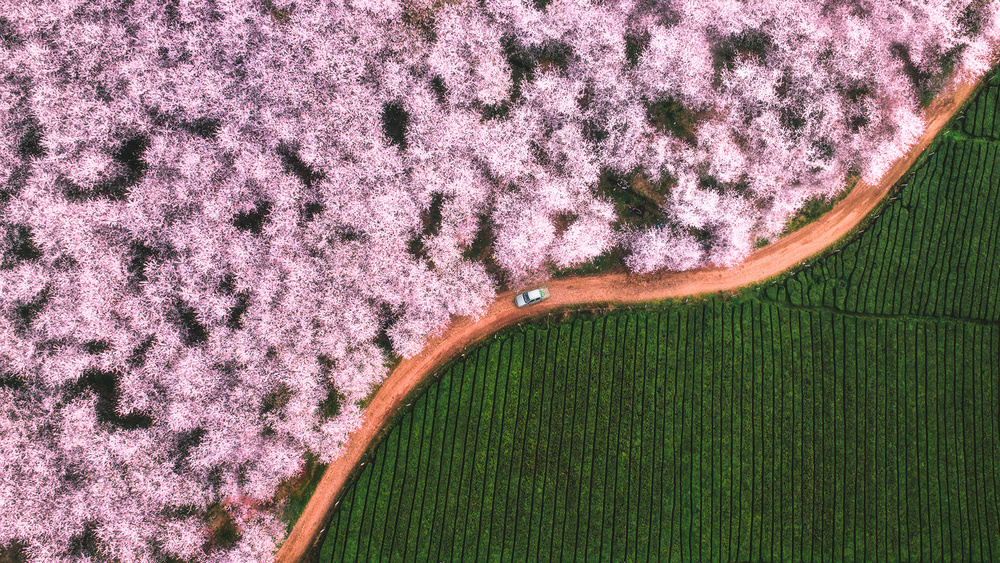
0 0 996 560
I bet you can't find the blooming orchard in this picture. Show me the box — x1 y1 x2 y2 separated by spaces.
0 0 997 560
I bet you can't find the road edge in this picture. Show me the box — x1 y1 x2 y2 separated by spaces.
272 66 992 563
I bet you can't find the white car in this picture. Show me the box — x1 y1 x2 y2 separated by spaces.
514 287 550 308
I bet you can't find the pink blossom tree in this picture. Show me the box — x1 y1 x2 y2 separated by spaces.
0 0 996 560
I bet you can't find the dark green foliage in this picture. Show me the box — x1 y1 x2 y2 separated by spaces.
113 410 155 430
183 117 220 139
480 100 512 123
232 200 272 234
957 0 988 36
550 247 628 279
423 192 447 238
774 67 793 99
63 134 149 201
226 292 250 330
381 101 410 151
500 36 574 103
576 82 595 111
837 80 875 133
177 428 206 459
406 235 428 262
17 121 45 159
82 339 111 354
70 368 154 430
811 138 835 162
373 302 403 356
502 34 536 102
11 286 48 335
935 44 967 89
174 427 206 471
259 423 275 438
261 382 292 416
0 183 16 209
558 162 687 271
401 4 437 43
889 42 964 107
172 298 209 346
334 225 362 243
779 104 807 133
722 29 773 63
0 540 26 563
408 192 448 263
126 240 157 287
531 41 573 74
217 273 236 295
162 0 180 25
66 522 102 560
162 504 200 520
592 167 673 231
319 73 1000 561
79 369 122 417
0 17 22 47
891 43 931 102
206 506 241 552
581 118 609 147
110 134 149 189
127 335 156 369
317 354 335 372
779 178 854 236
1 224 42 269
847 113 869 132
0 372 25 390
461 213 508 291
551 211 579 237
430 75 448 104
279 453 328 533
277 141 324 188
711 29 773 82
301 200 324 222
688 224 718 252
697 174 721 191
321 385 346 419
784 196 833 233
840 80 872 102
644 97 703 145
624 32 651 68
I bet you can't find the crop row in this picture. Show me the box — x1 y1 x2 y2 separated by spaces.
320 303 1000 561
960 70 1000 139
763 136 1000 322
317 63 1000 563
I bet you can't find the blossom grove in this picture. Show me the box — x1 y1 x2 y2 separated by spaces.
0 0 997 560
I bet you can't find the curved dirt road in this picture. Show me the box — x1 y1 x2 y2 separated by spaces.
273 75 984 563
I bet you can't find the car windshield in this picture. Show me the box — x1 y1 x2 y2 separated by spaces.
522 292 532 302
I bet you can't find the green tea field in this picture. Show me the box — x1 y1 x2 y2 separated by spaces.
315 72 1000 562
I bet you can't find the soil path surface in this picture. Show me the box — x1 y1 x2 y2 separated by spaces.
273 75 983 563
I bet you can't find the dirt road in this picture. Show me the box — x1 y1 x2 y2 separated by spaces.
272 75 983 563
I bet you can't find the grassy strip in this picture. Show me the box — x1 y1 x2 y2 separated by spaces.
776 174 859 240
276 453 328 534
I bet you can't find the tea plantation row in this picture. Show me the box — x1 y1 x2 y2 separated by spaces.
315 70 1000 561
